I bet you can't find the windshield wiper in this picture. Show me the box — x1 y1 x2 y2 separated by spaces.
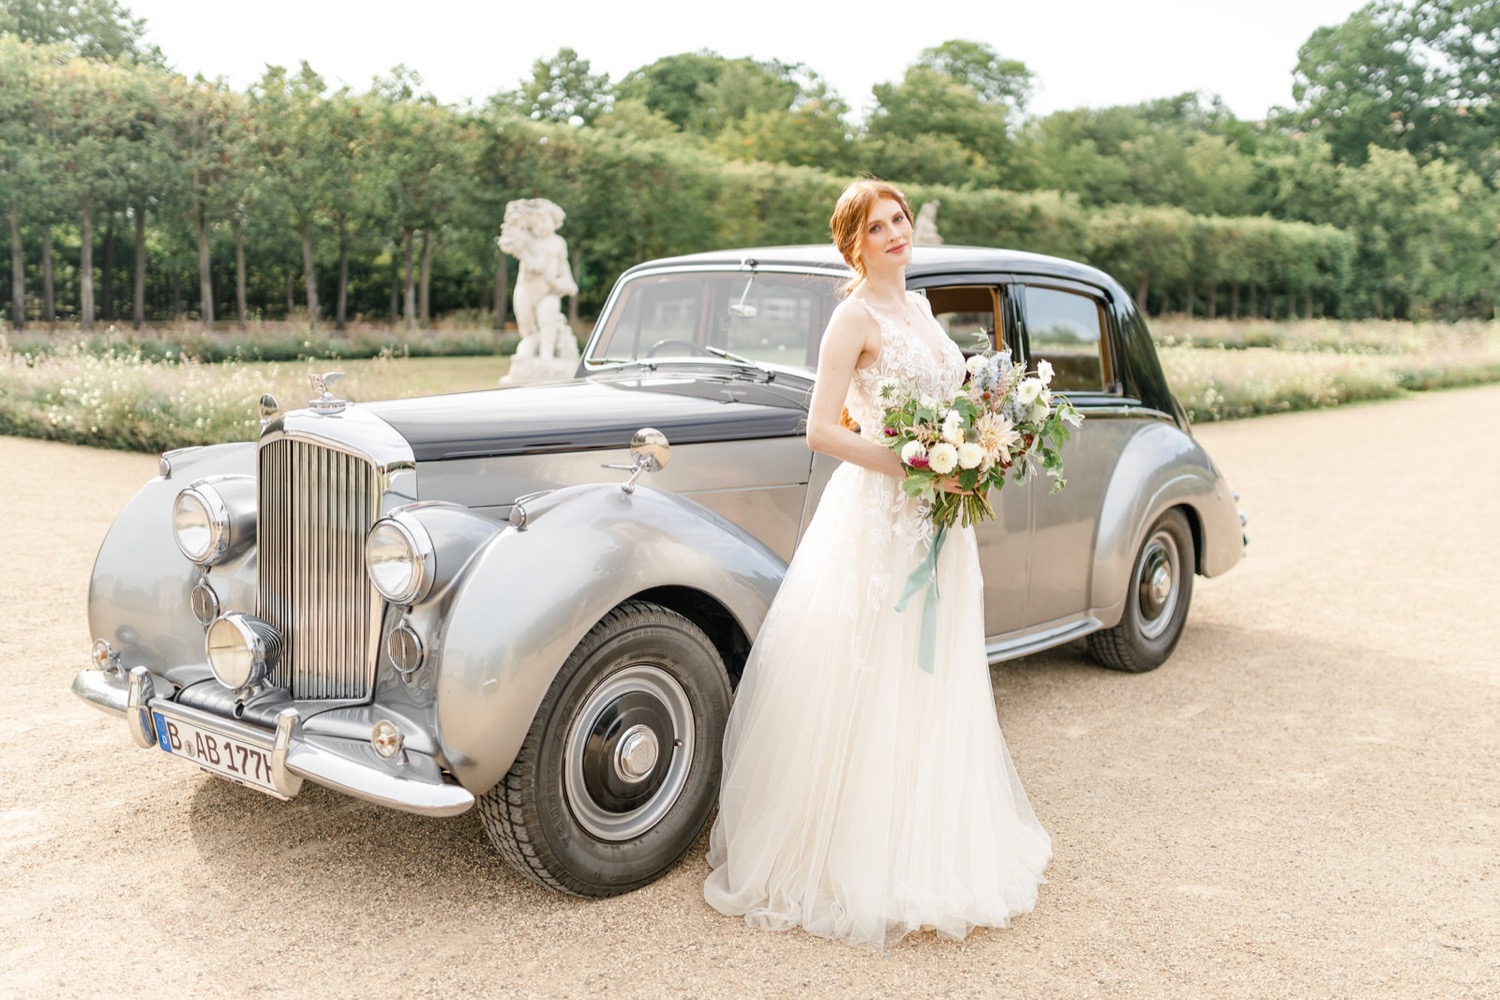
704 345 776 382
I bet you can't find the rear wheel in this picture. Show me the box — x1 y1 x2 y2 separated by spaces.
1088 508 1195 673
477 600 730 896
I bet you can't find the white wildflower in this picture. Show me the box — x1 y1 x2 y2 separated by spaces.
1036 359 1054 385
941 409 965 444
1016 377 1043 406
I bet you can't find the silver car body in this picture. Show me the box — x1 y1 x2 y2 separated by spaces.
73 244 1245 846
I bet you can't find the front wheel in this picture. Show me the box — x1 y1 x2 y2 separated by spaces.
1088 508 1195 673
477 600 731 896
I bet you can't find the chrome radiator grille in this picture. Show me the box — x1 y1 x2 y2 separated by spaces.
257 438 382 700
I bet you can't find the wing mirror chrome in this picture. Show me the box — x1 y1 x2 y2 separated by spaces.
602 427 670 494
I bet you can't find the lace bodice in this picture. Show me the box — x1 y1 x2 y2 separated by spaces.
846 292 966 441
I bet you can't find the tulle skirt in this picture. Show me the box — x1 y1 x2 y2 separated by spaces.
703 462 1050 951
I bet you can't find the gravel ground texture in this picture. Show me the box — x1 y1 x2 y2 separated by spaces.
2 385 1497 999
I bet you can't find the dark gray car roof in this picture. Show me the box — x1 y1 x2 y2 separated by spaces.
621 244 1117 291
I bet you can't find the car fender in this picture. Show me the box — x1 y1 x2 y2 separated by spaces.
432 482 787 796
1090 422 1235 617
88 442 256 678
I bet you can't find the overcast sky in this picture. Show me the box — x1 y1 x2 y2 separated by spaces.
122 0 1367 121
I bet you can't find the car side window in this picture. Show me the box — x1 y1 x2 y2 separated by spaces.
1021 284 1112 393
925 285 1003 356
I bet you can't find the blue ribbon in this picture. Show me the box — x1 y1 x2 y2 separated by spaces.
894 524 948 674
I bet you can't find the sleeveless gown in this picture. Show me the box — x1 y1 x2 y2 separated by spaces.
703 292 1051 951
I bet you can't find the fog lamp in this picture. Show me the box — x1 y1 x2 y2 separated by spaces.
206 613 281 690
371 720 404 759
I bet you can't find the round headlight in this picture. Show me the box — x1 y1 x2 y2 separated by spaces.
205 613 281 690
365 515 434 605
172 487 225 565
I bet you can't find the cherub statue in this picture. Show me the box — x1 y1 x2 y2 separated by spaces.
498 198 579 365
914 200 943 245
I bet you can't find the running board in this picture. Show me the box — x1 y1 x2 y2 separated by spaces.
986 617 1102 663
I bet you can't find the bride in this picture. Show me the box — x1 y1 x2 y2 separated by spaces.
702 179 1051 951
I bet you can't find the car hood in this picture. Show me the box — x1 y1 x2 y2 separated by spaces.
362 370 812 462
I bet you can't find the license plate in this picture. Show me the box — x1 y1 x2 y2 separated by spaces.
152 710 285 798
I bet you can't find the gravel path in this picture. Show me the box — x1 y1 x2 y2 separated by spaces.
3 386 1497 999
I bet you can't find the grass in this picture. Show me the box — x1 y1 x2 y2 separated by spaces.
2 318 1499 453
1149 318 1500 422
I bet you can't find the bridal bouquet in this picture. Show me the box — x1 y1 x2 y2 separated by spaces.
879 342 1082 530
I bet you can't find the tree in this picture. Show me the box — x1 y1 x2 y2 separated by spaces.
0 0 159 62
509 47 610 126
916 39 1033 115
159 72 248 331
865 64 1016 187
252 63 338 326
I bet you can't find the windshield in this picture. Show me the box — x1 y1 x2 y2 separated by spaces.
586 270 841 371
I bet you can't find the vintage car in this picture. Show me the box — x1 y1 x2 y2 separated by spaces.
73 244 1246 896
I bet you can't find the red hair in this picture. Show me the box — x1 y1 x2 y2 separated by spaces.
829 179 914 296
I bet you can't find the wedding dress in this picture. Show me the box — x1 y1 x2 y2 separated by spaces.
703 292 1051 951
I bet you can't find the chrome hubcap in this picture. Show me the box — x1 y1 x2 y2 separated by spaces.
614 724 660 781
1136 530 1181 641
564 664 694 842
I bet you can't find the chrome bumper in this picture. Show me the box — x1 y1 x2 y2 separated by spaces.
72 665 474 818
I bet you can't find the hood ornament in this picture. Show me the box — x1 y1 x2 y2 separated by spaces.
309 371 348 414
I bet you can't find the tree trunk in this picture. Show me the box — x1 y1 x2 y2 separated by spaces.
172 270 183 320
299 221 319 327
79 196 95 330
8 202 24 331
1206 283 1218 320
101 222 115 322
1184 279 1195 320
493 250 508 331
1229 282 1240 320
335 218 349 333
418 230 434 324
42 224 55 323
285 273 294 317
1134 274 1149 314
133 206 146 330
1247 283 1257 319
402 229 417 332
194 200 214 332
233 217 247 325
388 253 399 324
568 246 581 327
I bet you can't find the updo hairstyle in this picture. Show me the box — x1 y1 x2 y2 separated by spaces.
829 179 913 296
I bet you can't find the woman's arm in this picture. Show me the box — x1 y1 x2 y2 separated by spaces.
805 303 905 479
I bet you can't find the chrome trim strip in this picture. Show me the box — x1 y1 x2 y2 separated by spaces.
985 617 1103 663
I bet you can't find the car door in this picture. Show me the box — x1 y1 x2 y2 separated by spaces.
918 281 1031 638
1014 277 1132 628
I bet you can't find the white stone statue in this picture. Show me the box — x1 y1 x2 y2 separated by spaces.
914 200 943 245
498 198 580 385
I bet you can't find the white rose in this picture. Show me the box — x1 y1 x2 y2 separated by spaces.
928 442 959 475
1036 359 1054 386
1015 378 1043 406
900 440 928 465
965 353 988 376
957 442 985 469
941 409 965 444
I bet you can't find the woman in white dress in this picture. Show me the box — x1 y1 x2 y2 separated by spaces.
702 179 1051 951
